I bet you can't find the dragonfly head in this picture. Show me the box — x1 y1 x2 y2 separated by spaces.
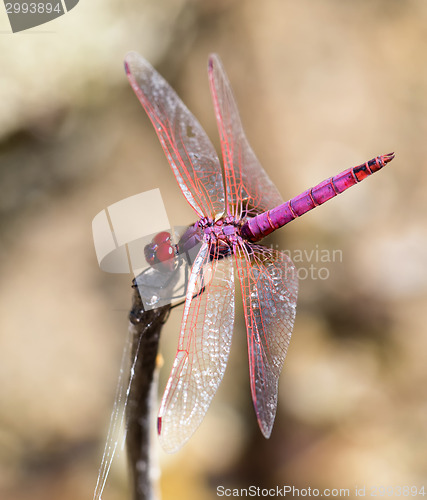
144 231 176 273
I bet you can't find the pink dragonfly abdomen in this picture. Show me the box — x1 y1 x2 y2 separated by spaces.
240 152 395 243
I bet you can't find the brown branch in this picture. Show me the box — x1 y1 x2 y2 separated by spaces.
126 285 171 500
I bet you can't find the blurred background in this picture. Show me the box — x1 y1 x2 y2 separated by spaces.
0 0 426 499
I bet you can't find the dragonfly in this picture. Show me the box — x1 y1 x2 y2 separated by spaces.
124 51 394 454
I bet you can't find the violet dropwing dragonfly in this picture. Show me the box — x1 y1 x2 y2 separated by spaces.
94 51 394 499
123 52 394 454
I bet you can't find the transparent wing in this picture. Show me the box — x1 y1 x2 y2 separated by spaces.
158 241 235 453
208 54 283 218
93 324 139 500
235 243 298 437
125 52 225 219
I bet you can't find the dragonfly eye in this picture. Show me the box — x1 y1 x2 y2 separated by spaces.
156 242 175 272
153 231 172 245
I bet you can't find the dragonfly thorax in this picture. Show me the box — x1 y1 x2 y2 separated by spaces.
200 215 241 257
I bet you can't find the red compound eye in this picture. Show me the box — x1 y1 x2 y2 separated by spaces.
144 232 175 271
153 231 171 245
156 242 175 272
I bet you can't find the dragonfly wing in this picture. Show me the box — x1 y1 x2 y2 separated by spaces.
158 241 235 452
235 243 298 437
208 54 283 218
125 52 225 219
93 318 143 500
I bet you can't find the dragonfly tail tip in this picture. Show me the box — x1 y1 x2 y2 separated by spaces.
384 152 395 163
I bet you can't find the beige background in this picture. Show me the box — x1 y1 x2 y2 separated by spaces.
0 1 426 499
